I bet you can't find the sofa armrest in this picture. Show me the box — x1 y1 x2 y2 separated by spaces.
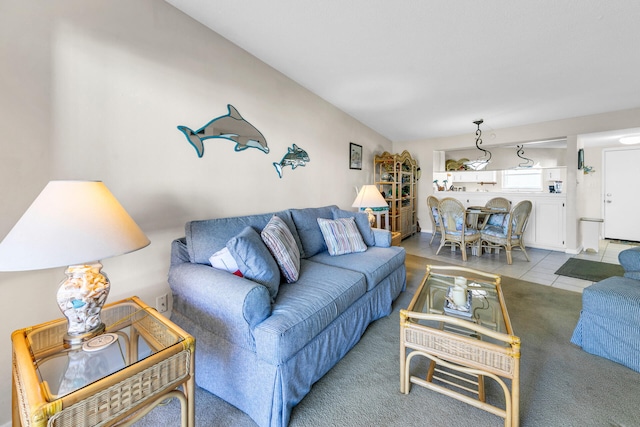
372 228 392 247
171 237 189 266
168 262 271 340
619 247 640 280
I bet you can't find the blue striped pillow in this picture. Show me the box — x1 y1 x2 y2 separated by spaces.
261 215 301 283
317 217 367 256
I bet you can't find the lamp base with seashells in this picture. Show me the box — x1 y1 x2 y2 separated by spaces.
56 262 110 348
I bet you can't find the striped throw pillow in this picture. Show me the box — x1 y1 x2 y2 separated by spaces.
317 217 367 256
261 215 301 283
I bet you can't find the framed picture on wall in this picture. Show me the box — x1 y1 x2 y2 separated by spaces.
350 143 362 170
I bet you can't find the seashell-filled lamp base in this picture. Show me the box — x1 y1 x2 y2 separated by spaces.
56 262 110 348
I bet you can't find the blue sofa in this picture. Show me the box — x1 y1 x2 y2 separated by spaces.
571 247 640 372
168 205 406 427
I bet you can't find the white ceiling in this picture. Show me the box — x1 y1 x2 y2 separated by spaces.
165 0 640 143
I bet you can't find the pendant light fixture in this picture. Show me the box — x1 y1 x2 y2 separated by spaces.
516 145 534 168
464 119 492 171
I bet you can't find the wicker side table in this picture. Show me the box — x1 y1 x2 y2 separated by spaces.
12 296 195 427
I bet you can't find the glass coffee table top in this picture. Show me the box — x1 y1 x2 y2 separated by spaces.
406 265 514 345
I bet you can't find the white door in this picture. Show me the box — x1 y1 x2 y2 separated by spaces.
604 148 640 241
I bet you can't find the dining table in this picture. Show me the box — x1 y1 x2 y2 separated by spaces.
466 205 508 230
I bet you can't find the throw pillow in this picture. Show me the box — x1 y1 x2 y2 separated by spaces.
332 208 375 247
209 247 243 277
261 215 301 283
226 226 281 301
317 217 367 256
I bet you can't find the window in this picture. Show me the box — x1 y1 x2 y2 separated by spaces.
502 169 542 191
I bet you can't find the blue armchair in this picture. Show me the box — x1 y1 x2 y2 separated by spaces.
571 247 640 372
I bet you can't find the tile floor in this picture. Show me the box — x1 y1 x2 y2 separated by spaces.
400 232 633 293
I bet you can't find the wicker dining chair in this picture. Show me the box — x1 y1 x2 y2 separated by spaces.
480 200 532 264
427 195 441 245
478 197 512 229
435 197 481 261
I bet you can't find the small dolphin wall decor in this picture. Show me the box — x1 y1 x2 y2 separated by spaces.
177 105 269 157
274 144 310 178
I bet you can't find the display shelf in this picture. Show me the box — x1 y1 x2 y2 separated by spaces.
374 150 418 239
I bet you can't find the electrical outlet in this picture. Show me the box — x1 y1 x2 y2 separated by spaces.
156 294 168 313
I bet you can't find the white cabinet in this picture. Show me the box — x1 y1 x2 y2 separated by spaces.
450 170 497 183
533 199 565 249
476 171 497 183
544 167 566 181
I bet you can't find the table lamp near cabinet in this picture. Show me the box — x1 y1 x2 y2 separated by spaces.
352 185 389 228
0 180 150 347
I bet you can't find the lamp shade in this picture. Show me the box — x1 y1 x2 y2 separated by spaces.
352 185 388 209
0 180 150 271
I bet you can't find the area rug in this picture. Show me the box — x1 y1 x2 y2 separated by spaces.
606 238 640 246
554 258 625 282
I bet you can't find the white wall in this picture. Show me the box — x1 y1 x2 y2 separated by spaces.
394 108 640 253
0 1 391 422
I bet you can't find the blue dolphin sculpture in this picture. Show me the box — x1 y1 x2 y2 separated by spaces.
177 105 269 157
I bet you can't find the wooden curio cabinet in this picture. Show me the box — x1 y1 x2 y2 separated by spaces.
374 150 418 239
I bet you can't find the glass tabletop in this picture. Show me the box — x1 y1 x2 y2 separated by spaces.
407 265 513 343
26 300 183 400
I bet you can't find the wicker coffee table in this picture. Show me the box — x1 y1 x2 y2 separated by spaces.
400 265 521 427
12 296 195 427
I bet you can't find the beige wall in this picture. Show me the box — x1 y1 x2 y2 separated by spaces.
0 1 391 422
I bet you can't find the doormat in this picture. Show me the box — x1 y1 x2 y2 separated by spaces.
606 239 640 246
554 258 625 282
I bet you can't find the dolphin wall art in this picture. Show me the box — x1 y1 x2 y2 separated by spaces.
273 144 310 178
177 105 269 157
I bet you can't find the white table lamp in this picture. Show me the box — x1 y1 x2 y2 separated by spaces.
352 185 388 227
0 180 150 347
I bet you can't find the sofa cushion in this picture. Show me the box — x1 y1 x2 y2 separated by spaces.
186 210 303 264
252 259 367 364
331 208 375 246
317 217 367 256
261 215 301 283
290 206 337 258
227 226 281 301
310 246 406 291
481 224 520 239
